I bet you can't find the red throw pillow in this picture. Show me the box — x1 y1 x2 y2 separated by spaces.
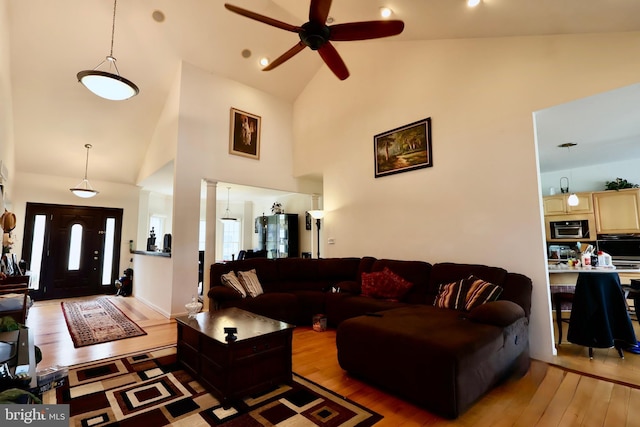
361 271 385 298
377 267 414 301
360 268 414 301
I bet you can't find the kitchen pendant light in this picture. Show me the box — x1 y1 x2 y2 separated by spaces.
220 187 237 222
567 193 579 206
77 0 139 101
558 142 579 207
70 144 99 198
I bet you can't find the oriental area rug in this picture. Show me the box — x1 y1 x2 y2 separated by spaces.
43 346 383 427
61 297 147 348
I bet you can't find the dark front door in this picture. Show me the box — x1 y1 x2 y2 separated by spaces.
22 203 123 300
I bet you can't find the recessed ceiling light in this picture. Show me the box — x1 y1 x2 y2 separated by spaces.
467 0 481 7
259 57 270 67
380 7 393 18
152 10 165 22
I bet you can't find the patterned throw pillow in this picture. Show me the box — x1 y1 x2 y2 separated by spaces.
464 275 503 311
434 275 502 311
360 268 414 301
433 279 467 310
237 269 264 297
220 271 246 297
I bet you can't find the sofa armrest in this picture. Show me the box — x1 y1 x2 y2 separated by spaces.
465 300 525 327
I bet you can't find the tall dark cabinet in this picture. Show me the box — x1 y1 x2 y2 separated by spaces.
257 214 299 258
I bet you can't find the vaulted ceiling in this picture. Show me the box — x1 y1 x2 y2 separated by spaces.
7 0 640 195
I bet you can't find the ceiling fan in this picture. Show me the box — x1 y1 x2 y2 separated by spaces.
224 0 405 80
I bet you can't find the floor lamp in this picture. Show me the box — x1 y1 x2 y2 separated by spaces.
308 210 325 259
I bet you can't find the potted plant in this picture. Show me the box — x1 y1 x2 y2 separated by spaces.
271 202 283 214
605 178 639 191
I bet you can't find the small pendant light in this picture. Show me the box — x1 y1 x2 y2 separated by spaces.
70 144 99 198
220 187 237 222
558 143 579 206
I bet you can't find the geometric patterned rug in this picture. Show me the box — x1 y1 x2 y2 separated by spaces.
61 297 147 348
43 346 383 426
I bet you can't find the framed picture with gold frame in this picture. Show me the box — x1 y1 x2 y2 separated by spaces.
229 108 261 159
374 117 432 178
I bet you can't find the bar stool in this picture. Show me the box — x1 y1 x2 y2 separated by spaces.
551 289 574 346
621 284 640 324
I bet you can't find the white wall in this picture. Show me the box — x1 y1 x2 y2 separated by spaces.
541 158 640 196
293 32 640 363
0 2 15 203
166 61 313 315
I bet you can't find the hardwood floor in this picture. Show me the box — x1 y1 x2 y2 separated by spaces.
25 296 640 426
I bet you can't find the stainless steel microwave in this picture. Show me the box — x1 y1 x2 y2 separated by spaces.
549 220 589 240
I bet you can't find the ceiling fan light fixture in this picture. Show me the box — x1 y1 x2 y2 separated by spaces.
70 144 99 198
78 0 139 101
259 57 270 67
224 2 404 81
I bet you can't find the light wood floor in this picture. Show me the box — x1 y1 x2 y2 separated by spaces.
25 296 640 426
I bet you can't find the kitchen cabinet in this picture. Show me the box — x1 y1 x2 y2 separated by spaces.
543 193 593 215
593 188 640 234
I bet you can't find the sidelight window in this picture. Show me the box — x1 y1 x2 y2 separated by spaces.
28 214 47 289
68 224 83 270
102 218 116 285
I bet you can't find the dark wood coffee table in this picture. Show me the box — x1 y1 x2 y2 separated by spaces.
175 307 296 406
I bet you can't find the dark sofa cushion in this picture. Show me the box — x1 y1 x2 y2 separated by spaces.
277 258 362 292
465 300 525 327
336 305 508 418
325 294 411 326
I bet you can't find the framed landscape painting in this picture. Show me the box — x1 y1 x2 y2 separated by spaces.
229 108 261 159
374 117 432 178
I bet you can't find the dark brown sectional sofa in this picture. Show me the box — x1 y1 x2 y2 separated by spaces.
208 257 532 418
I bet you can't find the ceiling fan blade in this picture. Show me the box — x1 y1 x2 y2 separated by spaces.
330 20 405 41
309 0 332 24
263 42 307 71
318 42 349 80
224 3 300 33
